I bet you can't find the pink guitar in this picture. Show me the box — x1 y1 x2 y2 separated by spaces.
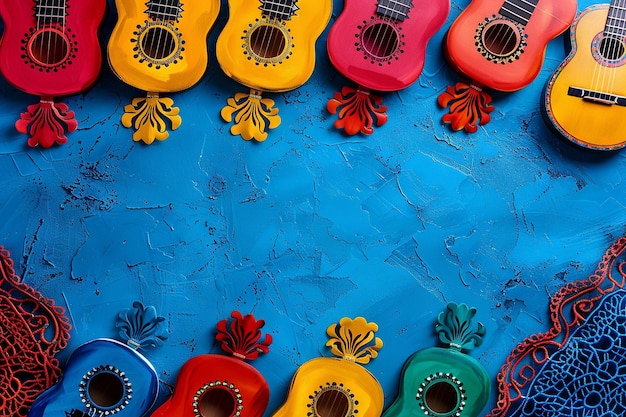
0 0 106 148
327 0 449 135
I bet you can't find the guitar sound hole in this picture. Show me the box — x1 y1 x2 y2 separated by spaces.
28 29 69 66
481 21 520 57
315 389 350 417
198 386 236 417
249 25 286 59
141 26 177 60
424 381 459 414
362 23 398 59
87 372 125 408
599 36 626 61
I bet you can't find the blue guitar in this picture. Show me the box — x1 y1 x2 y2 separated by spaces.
28 302 168 417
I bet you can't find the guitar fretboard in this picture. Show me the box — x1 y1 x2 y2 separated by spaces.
376 0 414 21
35 0 67 25
259 0 299 21
499 0 539 26
605 0 626 38
145 0 183 22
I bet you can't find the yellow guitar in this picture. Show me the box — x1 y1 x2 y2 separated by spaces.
216 0 332 141
544 2 626 150
108 0 220 144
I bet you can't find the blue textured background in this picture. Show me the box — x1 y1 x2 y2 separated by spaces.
0 0 624 415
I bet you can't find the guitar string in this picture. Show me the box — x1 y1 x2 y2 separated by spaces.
591 0 621 101
370 0 407 61
258 0 287 62
605 0 624 100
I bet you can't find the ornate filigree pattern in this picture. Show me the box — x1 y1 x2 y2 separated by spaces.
436 302 486 351
487 237 626 417
116 301 168 350
15 97 78 148
0 246 71 416
327 86 388 135
221 89 281 141
215 310 272 361
438 82 494 132
121 93 182 144
325 317 382 364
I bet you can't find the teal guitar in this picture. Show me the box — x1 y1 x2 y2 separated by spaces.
28 302 168 417
383 303 490 417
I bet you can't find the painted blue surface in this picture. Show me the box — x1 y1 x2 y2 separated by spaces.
0 0 624 415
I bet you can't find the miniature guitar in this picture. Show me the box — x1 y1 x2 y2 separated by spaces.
0 0 106 148
28 301 168 417
437 0 577 132
151 311 272 417
216 0 332 141
544 2 626 151
108 0 220 144
326 0 450 135
272 317 384 417
383 303 490 417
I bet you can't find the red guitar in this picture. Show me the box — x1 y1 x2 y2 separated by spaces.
150 311 272 417
327 0 449 135
0 0 106 148
437 0 577 132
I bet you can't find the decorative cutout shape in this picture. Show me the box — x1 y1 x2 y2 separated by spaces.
487 237 626 417
326 86 388 135
216 310 272 361
437 82 494 133
15 97 78 148
0 246 71 417
436 302 486 351
121 93 182 144
221 89 281 142
116 301 168 350
326 316 383 364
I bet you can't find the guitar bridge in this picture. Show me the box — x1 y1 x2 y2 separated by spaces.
568 86 626 106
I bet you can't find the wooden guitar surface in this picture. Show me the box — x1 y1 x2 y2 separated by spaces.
445 0 577 92
544 4 626 150
108 0 220 93
327 0 449 92
216 0 332 93
0 0 106 97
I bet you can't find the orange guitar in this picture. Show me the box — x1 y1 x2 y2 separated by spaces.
272 317 384 417
438 0 577 132
0 0 106 148
544 2 626 150
108 0 220 144
150 311 271 417
216 0 332 141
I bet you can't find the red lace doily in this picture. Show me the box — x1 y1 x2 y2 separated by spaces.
0 246 71 416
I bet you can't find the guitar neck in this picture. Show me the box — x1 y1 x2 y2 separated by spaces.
36 0 66 25
606 0 626 37
260 0 299 21
499 0 539 26
376 0 414 22
146 0 183 21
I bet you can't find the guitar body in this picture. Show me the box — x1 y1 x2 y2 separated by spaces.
444 0 577 92
107 0 220 93
216 0 332 93
544 4 626 150
272 357 384 417
327 0 449 92
0 0 105 97
151 355 270 417
28 339 159 417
